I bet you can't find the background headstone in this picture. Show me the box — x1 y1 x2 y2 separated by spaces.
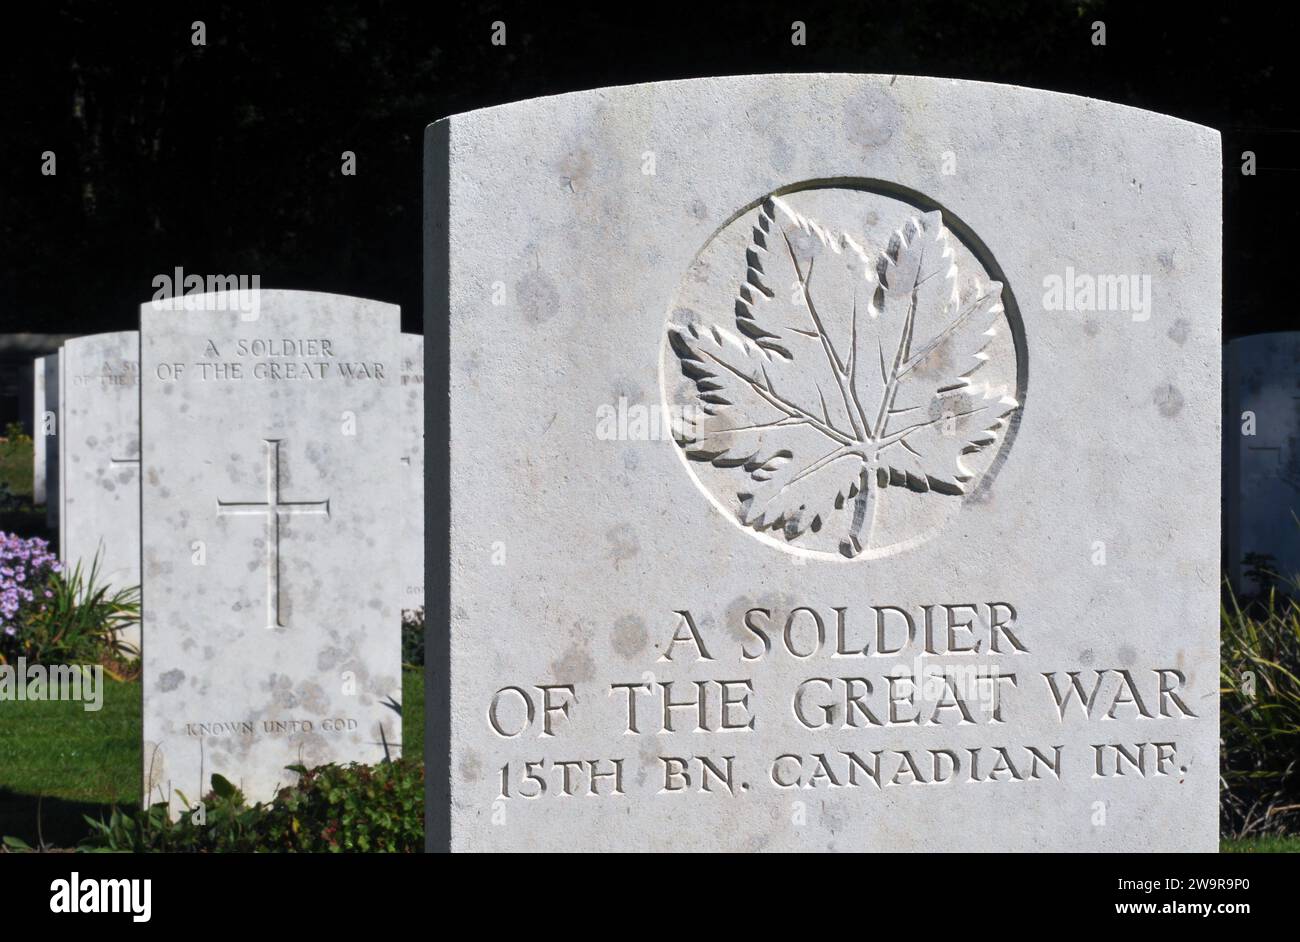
401 333 424 613
31 357 46 505
141 289 403 809
430 75 1221 851
1225 332 1300 594
60 331 142 650
45 352 61 533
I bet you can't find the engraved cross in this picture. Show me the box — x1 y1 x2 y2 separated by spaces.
109 449 140 471
217 439 330 630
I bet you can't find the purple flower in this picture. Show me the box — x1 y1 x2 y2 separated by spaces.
0 532 61 638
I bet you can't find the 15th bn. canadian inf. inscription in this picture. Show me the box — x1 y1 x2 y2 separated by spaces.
486 603 1197 798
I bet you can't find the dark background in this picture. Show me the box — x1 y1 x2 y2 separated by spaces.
0 0 1294 338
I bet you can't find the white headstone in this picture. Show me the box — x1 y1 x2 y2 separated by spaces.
141 290 404 809
46 352 62 533
60 331 142 650
31 357 47 506
430 75 1222 851
1225 333 1300 594
401 334 424 612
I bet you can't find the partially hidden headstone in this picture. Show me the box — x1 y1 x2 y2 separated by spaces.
31 357 47 506
45 352 61 533
60 331 142 650
1225 333 1300 594
429 75 1222 851
401 334 424 614
141 289 403 809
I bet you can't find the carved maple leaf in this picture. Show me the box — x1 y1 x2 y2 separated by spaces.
671 197 1018 557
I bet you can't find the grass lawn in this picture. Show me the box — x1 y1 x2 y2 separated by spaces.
403 664 424 760
0 666 425 847
0 676 140 846
1221 835 1300 853
0 437 34 501
0 438 49 541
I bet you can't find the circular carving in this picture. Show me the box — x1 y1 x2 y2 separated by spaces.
661 184 1023 560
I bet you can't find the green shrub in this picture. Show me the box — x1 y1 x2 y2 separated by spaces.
77 774 263 853
11 554 140 673
263 760 424 851
402 606 424 666
1221 585 1300 837
74 759 424 853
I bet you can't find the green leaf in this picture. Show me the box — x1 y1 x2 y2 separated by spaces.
210 773 237 798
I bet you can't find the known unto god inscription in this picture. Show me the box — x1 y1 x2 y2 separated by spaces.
430 75 1221 851
142 290 403 810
